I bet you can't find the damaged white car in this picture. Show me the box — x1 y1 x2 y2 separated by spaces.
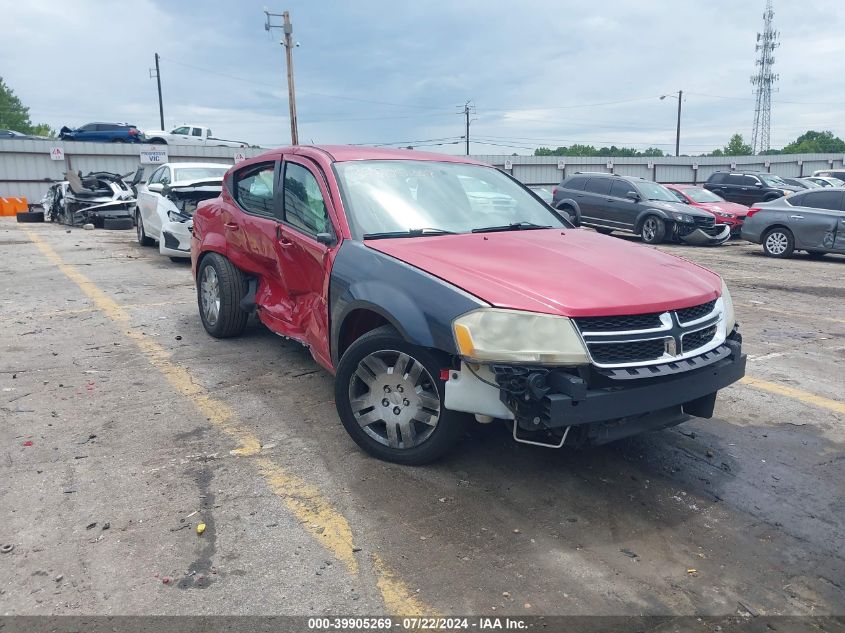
135 163 227 261
41 171 140 228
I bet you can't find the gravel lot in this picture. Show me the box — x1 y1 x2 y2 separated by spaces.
1 220 843 618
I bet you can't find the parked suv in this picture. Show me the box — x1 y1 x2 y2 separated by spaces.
552 173 730 245
703 171 800 205
59 122 143 143
192 146 745 464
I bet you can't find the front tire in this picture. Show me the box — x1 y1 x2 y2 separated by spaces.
136 213 154 246
335 325 467 465
640 215 666 244
762 227 794 258
197 253 249 338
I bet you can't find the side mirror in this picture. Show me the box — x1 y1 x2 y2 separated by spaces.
626 191 641 201
315 232 335 246
147 182 164 193
754 182 763 188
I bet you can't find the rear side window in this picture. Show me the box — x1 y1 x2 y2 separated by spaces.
708 173 725 184
192 128 202 137
799 190 844 211
563 176 588 191
283 163 330 236
234 162 276 217
584 178 612 195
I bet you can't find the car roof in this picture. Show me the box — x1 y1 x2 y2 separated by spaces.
163 162 230 170
570 172 647 180
249 145 490 166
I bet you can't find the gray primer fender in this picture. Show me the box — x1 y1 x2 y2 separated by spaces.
329 240 488 365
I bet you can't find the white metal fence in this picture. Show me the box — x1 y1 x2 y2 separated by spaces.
2 138 843 203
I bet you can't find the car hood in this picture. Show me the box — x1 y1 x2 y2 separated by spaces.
365 229 721 317
693 201 749 215
644 199 711 217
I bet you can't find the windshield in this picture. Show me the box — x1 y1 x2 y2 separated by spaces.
683 187 725 203
760 174 787 186
635 181 678 202
174 166 228 182
335 160 567 238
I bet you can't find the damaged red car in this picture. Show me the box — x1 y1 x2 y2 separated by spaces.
191 146 746 464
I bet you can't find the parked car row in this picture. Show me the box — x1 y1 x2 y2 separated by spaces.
55 122 247 147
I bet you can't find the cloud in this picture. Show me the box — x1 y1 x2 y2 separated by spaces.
1 0 842 153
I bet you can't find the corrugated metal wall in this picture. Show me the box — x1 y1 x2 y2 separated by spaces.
471 153 845 186
0 139 266 202
2 139 843 202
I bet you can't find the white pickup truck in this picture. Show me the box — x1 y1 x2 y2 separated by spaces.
144 125 248 147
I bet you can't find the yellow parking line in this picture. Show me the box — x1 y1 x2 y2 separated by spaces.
741 376 845 415
24 229 429 614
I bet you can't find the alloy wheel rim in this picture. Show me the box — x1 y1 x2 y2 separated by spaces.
348 350 440 450
765 232 788 254
200 266 221 326
643 218 657 240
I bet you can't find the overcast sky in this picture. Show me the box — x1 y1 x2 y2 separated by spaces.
2 0 843 155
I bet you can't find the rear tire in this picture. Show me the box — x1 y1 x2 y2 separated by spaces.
762 227 794 258
335 325 467 465
103 218 133 230
197 253 249 338
640 215 666 244
136 213 155 246
16 211 45 223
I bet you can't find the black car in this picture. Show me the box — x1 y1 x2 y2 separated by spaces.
703 171 800 205
552 172 730 245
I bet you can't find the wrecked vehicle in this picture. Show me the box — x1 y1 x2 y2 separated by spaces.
41 171 139 228
552 173 731 245
135 163 227 260
191 146 746 465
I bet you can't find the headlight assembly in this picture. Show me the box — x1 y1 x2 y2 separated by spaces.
671 211 693 223
452 308 589 365
721 279 736 333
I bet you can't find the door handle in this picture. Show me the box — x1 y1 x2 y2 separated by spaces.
224 222 239 231
275 224 292 245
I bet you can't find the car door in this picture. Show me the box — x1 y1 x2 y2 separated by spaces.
144 167 171 239
190 127 205 145
274 157 339 367
788 190 843 251
136 166 163 233
171 126 192 145
579 177 613 227
606 179 640 229
222 160 291 324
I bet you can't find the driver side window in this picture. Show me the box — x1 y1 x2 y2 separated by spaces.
148 167 164 184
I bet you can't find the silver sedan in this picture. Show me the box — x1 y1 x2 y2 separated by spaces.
741 187 845 258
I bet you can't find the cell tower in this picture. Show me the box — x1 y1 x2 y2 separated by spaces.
750 0 779 154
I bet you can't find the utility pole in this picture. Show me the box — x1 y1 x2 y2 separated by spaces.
265 9 299 145
460 101 475 155
149 53 165 130
675 89 682 157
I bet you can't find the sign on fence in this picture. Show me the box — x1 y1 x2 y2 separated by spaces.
49 147 64 161
140 148 168 164
504 159 513 170
234 152 247 163
557 159 566 170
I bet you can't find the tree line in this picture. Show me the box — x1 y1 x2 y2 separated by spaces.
534 130 845 157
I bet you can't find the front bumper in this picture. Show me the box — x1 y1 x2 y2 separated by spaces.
159 219 192 258
446 332 746 446
678 223 731 246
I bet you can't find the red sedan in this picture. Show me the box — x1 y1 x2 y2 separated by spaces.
664 184 748 235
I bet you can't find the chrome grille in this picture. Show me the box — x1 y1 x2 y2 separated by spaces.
590 339 665 364
574 312 662 333
682 325 717 353
694 216 715 229
576 300 723 368
676 300 716 323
